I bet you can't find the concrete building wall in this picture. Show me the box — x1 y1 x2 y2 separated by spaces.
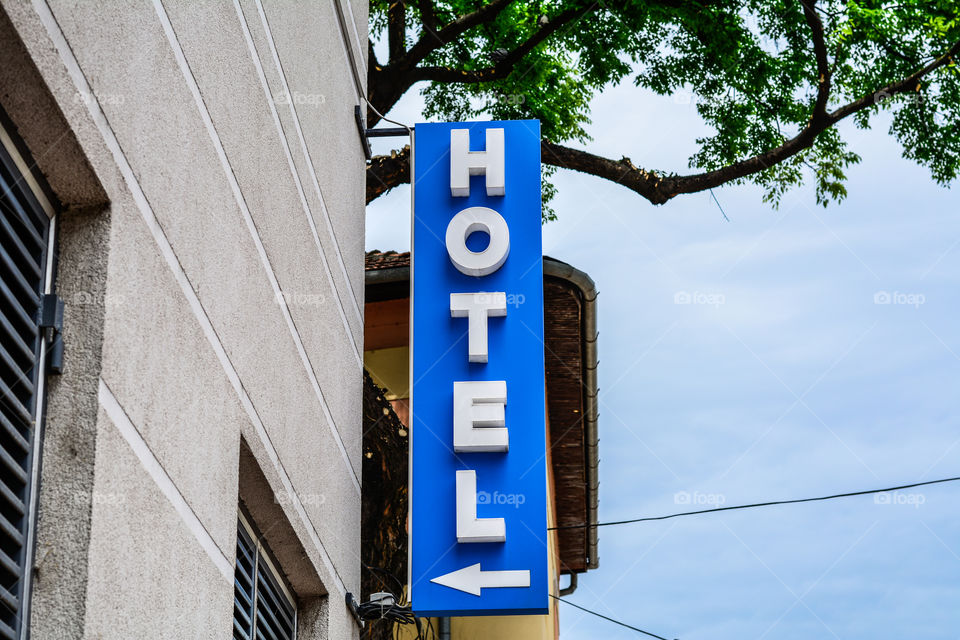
0 1 367 638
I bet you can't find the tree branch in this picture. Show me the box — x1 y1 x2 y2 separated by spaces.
829 40 958 121
663 38 960 199
541 142 672 203
366 38 960 207
416 0 438 33
367 146 410 204
409 5 593 84
800 0 831 122
368 38 381 71
388 1 407 63
402 0 517 70
369 0 520 123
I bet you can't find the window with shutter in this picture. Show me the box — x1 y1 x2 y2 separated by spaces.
0 120 57 640
234 515 297 640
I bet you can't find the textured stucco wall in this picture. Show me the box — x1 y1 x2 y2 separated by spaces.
1 1 367 638
29 209 111 639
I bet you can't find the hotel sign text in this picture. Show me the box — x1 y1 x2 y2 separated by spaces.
410 121 548 617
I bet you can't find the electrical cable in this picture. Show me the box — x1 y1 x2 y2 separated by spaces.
551 595 675 640
363 564 408 605
351 476 957 638
355 597 423 639
362 96 413 137
550 475 960 531
356 565 430 639
355 599 417 623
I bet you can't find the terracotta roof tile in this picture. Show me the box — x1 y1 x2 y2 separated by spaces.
366 250 410 271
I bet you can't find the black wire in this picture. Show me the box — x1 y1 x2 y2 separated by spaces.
355 599 418 623
363 564 408 604
552 595 675 640
550 475 960 531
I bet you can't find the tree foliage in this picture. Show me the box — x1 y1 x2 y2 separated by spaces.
365 0 960 215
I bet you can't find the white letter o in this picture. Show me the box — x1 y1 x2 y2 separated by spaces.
445 207 510 277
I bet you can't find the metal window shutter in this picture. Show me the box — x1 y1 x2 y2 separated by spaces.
233 523 256 640
233 520 296 640
253 557 295 640
0 137 52 640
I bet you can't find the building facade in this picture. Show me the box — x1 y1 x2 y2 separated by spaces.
0 1 368 638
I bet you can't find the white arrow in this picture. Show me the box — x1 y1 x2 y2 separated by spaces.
430 563 530 596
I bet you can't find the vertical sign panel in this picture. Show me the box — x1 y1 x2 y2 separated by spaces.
410 121 547 616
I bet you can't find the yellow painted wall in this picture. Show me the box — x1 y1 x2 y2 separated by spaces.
365 346 410 400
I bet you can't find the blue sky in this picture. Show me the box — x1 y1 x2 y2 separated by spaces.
366 76 960 639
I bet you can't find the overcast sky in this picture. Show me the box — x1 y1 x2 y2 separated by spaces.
366 76 960 640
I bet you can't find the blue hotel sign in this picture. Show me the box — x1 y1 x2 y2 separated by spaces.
409 121 548 616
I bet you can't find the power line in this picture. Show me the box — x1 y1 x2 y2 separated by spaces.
551 595 675 640
551 475 960 531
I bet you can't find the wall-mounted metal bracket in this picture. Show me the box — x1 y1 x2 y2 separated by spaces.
344 592 365 629
39 293 64 374
355 105 410 161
